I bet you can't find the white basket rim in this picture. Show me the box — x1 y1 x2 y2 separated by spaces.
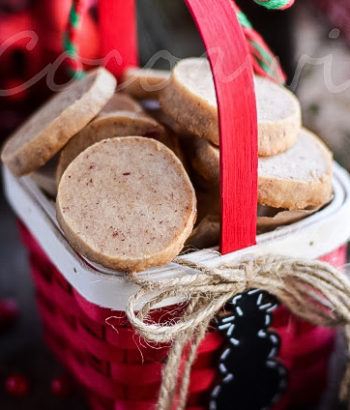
3 163 350 311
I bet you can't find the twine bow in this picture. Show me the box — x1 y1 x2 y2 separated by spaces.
125 254 350 410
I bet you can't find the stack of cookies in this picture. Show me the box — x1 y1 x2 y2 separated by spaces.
145 59 333 243
1 60 333 272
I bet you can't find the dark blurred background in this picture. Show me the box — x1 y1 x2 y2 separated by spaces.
0 1 349 409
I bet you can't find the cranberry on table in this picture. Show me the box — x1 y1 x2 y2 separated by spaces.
5 373 29 397
0 298 19 330
51 375 72 397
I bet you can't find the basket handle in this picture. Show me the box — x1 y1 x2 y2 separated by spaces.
99 0 258 255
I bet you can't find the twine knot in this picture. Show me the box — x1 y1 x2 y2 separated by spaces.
122 254 350 410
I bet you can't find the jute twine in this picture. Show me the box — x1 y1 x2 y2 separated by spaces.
123 254 350 410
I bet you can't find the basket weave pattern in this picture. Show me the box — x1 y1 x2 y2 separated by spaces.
18 222 346 410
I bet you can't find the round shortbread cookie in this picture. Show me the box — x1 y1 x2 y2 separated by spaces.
191 128 333 210
159 58 301 156
255 75 301 156
101 92 144 114
258 128 333 209
143 100 192 137
1 67 116 176
192 137 220 184
57 137 197 272
121 67 171 99
56 93 168 181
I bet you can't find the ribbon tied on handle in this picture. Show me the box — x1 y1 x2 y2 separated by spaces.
64 0 294 82
64 0 87 79
254 0 295 10
125 254 350 410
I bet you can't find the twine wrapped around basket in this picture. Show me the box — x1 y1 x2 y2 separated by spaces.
125 255 350 410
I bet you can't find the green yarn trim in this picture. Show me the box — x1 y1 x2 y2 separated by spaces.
255 55 275 77
237 11 253 29
67 67 85 79
69 4 80 28
63 1 85 79
249 40 273 65
249 40 279 79
63 33 76 57
254 0 290 10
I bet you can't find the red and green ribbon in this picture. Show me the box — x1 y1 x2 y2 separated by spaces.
63 0 86 79
254 0 294 10
233 2 287 84
63 0 294 82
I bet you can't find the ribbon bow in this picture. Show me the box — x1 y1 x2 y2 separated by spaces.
125 254 350 410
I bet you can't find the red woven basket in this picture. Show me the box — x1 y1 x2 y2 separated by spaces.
5 0 350 409
18 222 347 410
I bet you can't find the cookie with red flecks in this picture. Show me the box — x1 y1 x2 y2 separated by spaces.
57 137 197 272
